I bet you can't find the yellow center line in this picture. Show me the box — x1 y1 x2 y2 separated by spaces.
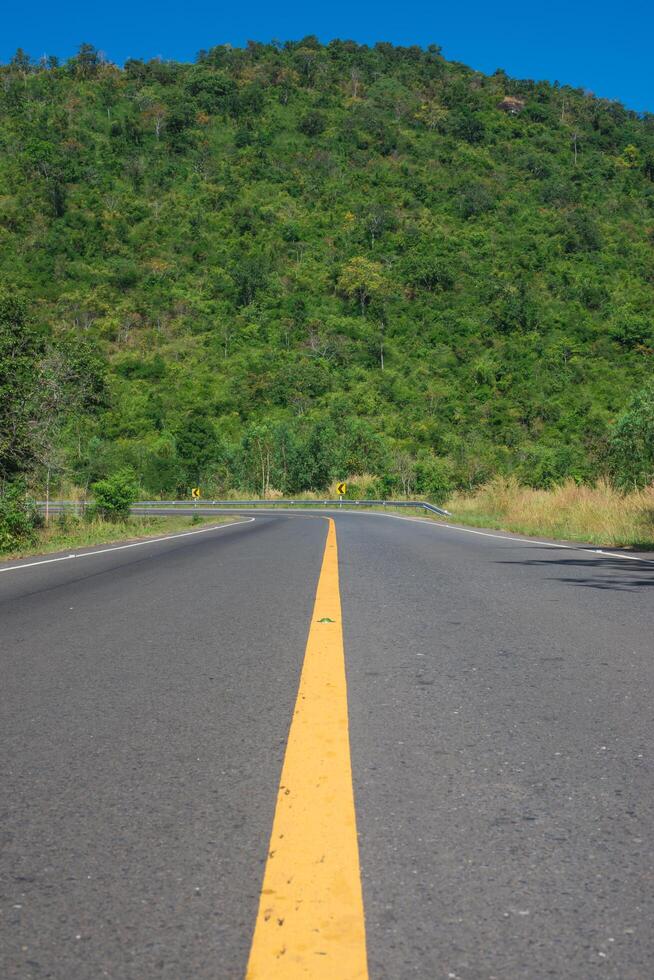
246 518 368 979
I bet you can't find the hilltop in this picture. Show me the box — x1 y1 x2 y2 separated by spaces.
1 39 654 498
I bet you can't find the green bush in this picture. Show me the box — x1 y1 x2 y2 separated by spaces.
342 481 375 500
90 470 139 521
608 381 654 490
415 455 455 504
0 482 42 552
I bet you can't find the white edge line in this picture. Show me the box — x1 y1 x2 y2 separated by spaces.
0 518 255 574
358 510 654 564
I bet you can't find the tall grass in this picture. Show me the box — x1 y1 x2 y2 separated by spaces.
447 478 654 549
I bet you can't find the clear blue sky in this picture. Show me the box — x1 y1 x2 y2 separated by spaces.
3 0 653 113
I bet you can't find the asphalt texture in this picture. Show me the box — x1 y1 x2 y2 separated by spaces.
1 511 653 979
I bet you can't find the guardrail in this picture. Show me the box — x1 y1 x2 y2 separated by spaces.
38 498 451 517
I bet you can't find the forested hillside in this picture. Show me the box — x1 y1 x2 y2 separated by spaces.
2 38 654 499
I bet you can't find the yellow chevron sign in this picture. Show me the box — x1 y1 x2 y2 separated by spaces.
191 487 201 499
337 482 347 495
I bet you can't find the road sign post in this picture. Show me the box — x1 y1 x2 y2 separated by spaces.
191 487 201 509
337 482 346 508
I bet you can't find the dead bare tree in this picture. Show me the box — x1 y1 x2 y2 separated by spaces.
392 450 416 498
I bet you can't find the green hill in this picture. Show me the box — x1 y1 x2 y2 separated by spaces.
1 39 654 498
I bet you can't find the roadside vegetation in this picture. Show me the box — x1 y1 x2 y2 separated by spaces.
203 479 654 550
4 467 654 557
0 469 236 558
196 479 654 552
0 510 236 561
446 479 654 549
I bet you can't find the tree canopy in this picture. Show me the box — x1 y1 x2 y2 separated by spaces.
1 39 654 496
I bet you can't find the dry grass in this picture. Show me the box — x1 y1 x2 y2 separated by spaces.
446 478 654 549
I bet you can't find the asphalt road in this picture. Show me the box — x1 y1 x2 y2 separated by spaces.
1 511 653 979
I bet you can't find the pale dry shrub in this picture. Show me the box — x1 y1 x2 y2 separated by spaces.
347 472 378 491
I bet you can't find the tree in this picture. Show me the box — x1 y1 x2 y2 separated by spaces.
338 257 387 316
32 338 106 520
69 43 101 79
9 49 33 73
242 422 276 496
183 65 236 111
231 252 271 307
298 110 326 137
0 293 44 482
450 109 485 144
392 450 417 497
175 414 222 486
361 206 396 247
563 210 602 253
142 102 168 139
620 144 641 169
402 250 455 293
0 287 106 506
414 99 448 130
294 420 338 490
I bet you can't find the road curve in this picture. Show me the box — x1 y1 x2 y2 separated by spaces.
1 512 653 979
